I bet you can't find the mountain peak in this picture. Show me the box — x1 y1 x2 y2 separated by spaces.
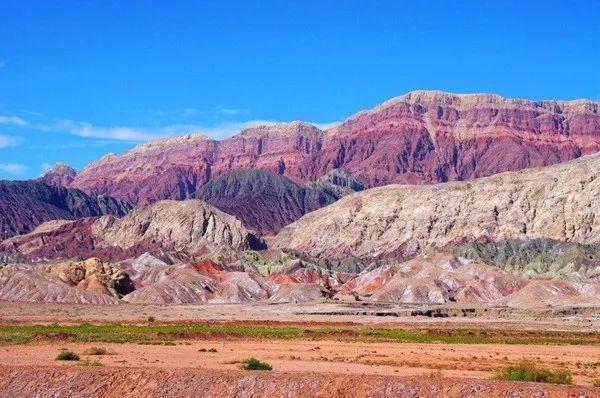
37 163 78 187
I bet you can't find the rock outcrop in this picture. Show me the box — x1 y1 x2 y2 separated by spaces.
37 163 78 187
336 253 600 307
0 180 132 241
70 91 600 204
274 153 600 262
195 168 364 234
0 264 121 305
0 200 265 261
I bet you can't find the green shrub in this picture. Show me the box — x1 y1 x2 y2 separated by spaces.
493 361 572 384
55 351 80 361
243 358 272 371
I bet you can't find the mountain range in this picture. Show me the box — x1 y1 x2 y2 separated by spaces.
1 90 600 307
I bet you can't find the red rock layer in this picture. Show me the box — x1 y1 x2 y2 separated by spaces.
71 91 600 204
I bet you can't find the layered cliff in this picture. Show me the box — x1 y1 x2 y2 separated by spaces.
69 91 600 204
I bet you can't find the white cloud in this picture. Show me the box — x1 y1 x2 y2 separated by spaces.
0 163 28 175
0 112 340 143
53 119 165 141
0 134 19 148
40 162 52 173
0 115 28 127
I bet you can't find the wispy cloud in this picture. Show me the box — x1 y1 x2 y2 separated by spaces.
0 115 29 127
0 163 28 175
0 134 20 148
210 106 247 116
0 112 340 143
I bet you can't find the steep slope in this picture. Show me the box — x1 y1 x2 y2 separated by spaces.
195 168 364 234
37 163 78 187
0 264 121 305
71 122 324 204
70 91 600 204
274 152 600 262
322 90 600 186
0 180 132 241
0 200 265 261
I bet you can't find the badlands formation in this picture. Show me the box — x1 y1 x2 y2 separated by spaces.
2 91 600 396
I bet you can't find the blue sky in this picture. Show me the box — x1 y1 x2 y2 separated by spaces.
0 0 599 179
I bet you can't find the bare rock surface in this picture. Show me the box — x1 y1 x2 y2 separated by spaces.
0 264 121 305
275 153 600 261
1 200 264 261
0 179 132 241
336 253 600 307
70 91 600 205
196 168 364 234
36 163 78 187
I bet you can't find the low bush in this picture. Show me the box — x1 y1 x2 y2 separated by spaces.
55 351 80 361
493 361 572 384
82 347 109 355
243 358 272 371
79 359 103 366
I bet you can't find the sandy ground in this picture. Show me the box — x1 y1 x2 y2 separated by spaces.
1 300 599 331
1 339 599 387
1 301 599 396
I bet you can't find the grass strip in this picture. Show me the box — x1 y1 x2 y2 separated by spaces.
0 323 598 346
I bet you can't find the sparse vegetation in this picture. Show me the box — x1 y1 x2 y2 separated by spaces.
0 324 598 346
55 351 80 361
82 346 110 355
243 358 272 371
147 316 156 323
199 348 218 353
79 359 103 366
593 378 600 388
493 361 572 384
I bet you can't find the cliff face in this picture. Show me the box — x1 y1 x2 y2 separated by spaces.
273 152 600 262
0 180 132 241
0 200 264 261
69 91 600 205
71 122 324 205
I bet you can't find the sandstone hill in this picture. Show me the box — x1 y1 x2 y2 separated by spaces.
195 168 364 234
0 200 264 261
274 152 600 267
0 180 132 241
69 91 600 204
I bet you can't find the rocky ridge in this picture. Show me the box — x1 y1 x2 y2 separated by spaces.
69 91 600 204
37 163 78 187
274 152 600 263
195 168 364 234
0 200 264 261
0 180 132 241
